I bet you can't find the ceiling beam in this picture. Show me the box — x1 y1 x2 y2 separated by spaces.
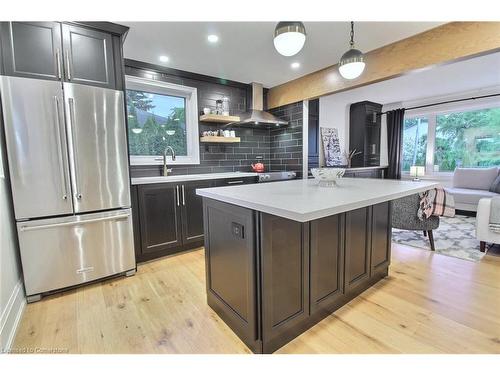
267 22 500 109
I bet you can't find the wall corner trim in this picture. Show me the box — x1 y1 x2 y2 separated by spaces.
0 279 26 352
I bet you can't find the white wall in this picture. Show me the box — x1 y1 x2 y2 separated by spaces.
318 52 500 167
0 134 24 351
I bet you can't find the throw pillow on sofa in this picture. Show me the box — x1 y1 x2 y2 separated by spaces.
490 174 500 194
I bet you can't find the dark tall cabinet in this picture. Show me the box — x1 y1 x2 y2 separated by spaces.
349 101 382 167
308 99 320 170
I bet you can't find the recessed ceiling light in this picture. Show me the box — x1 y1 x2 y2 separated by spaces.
159 55 169 63
291 62 300 69
207 34 219 43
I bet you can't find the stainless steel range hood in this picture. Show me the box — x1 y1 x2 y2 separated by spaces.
228 83 288 128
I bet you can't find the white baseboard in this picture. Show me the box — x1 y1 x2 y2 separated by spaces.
0 279 26 352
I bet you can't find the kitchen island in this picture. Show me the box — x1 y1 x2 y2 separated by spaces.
196 178 439 353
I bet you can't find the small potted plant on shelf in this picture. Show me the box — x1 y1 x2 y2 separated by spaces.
343 149 362 168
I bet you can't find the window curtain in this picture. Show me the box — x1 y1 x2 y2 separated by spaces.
386 108 406 179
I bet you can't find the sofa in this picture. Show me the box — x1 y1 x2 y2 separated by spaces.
445 167 499 212
476 198 500 252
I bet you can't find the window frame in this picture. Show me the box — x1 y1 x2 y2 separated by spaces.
402 98 500 177
125 75 200 166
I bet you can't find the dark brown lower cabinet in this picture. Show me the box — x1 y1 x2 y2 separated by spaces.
203 199 261 353
181 179 213 245
260 214 310 354
132 177 257 262
203 198 393 354
310 214 345 313
344 206 372 292
138 184 182 255
371 202 392 273
343 168 387 178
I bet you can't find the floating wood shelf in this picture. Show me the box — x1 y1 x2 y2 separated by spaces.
200 136 240 143
199 114 240 123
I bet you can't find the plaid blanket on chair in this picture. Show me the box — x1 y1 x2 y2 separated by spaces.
418 187 455 220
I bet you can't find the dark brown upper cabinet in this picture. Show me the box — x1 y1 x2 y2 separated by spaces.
1 22 117 89
0 22 63 81
61 24 116 89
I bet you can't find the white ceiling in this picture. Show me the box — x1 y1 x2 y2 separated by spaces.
122 22 444 87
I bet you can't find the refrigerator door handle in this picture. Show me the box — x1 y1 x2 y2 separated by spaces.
19 212 131 232
67 97 82 200
53 96 68 201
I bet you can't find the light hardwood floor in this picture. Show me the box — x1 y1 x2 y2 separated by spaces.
12 244 500 354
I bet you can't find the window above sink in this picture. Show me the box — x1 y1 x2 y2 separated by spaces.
125 75 200 165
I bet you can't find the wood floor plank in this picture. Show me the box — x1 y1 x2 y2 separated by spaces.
12 244 500 354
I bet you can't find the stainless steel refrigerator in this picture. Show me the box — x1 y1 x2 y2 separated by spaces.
0 76 136 302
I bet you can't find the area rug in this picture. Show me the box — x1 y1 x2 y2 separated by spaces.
392 215 485 262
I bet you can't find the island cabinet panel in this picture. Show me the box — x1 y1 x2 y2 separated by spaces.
181 180 214 245
203 199 261 353
310 214 345 312
138 184 182 254
344 206 372 292
260 214 310 354
371 201 392 273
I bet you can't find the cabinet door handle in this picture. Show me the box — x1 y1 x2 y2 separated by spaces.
64 50 71 80
227 180 244 185
176 185 180 206
182 185 185 206
55 48 62 79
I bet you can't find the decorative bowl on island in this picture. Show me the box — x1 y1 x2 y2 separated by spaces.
311 167 345 186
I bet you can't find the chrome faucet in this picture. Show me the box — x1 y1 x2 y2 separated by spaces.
163 146 176 176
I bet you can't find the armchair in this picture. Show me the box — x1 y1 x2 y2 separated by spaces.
392 193 440 251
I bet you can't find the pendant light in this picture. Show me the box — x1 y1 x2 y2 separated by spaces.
339 21 366 80
273 22 306 57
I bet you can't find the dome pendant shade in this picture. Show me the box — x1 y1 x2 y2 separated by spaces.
273 22 306 57
339 48 365 80
339 21 366 80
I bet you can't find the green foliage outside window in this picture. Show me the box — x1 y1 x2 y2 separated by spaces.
126 89 188 156
402 107 500 173
402 117 428 171
435 108 500 171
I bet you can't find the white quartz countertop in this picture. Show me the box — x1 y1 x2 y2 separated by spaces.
196 178 440 222
131 172 258 185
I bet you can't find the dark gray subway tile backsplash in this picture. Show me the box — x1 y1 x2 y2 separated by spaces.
268 101 304 173
126 62 303 178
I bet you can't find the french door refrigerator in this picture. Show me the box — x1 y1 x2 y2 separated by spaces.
0 76 136 302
